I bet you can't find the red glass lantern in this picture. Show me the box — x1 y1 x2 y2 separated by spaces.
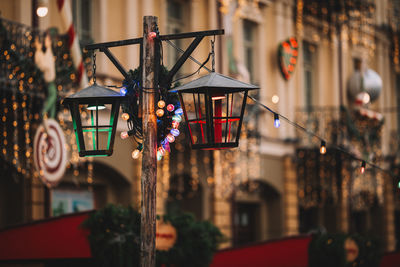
174 72 259 150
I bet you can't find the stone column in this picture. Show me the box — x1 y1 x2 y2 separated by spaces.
339 163 350 233
382 172 396 251
213 150 232 248
283 156 299 235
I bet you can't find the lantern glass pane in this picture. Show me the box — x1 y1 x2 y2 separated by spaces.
78 103 114 156
181 92 210 146
211 93 241 143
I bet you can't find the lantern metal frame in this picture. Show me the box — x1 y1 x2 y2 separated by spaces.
62 83 126 157
174 72 259 150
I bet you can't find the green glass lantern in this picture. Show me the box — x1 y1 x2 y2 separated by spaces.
62 83 126 157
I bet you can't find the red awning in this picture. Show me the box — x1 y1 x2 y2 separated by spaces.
0 212 398 267
0 212 91 261
210 236 312 267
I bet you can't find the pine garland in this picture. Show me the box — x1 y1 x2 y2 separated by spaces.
121 66 181 152
82 204 223 267
309 233 383 267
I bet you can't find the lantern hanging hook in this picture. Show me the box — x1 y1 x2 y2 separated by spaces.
211 36 215 72
92 50 97 84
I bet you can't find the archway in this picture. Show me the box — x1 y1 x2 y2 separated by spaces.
166 173 203 220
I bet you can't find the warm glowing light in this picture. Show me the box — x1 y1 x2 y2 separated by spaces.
120 131 129 140
360 161 366 174
121 113 130 121
272 95 280 104
166 134 175 143
36 7 48 17
212 94 226 100
361 92 370 104
167 104 175 112
156 109 165 117
158 147 165 156
131 149 140 159
87 104 106 110
172 121 179 129
158 100 166 108
148 32 157 40
320 140 326 154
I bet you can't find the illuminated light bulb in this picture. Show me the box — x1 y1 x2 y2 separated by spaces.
158 147 165 156
120 131 129 140
397 180 400 189
274 113 280 128
174 107 183 115
158 100 166 108
162 140 171 152
148 31 157 40
157 150 163 161
166 134 175 143
156 109 164 117
120 87 127 96
272 94 279 104
170 129 180 137
167 104 175 112
212 94 226 100
172 121 180 129
320 140 327 155
121 113 130 121
360 161 366 174
36 7 48 17
131 149 140 159
87 104 106 110
172 115 182 122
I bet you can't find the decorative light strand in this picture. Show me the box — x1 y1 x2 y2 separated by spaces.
320 140 327 155
244 93 398 182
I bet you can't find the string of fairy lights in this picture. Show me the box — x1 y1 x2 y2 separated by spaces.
245 93 396 179
164 36 399 189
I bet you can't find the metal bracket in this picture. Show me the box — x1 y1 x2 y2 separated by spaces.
100 47 129 80
84 29 224 85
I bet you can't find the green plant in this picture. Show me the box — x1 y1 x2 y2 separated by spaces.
308 233 383 267
82 204 223 267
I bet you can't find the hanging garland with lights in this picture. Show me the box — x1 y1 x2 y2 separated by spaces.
82 204 223 267
119 66 183 161
0 16 92 180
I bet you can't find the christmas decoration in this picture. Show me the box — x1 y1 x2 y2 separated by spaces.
33 118 67 187
119 66 182 161
278 37 298 80
308 233 382 267
56 0 88 88
34 34 57 118
82 204 223 267
155 220 177 251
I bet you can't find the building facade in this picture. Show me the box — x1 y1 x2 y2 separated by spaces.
0 0 399 252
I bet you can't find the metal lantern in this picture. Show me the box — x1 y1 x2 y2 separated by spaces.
62 83 126 157
174 72 259 150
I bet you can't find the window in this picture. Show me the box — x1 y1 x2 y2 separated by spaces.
72 0 92 44
243 20 257 83
166 0 186 76
303 42 316 112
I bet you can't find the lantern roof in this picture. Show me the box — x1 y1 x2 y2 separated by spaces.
172 72 259 93
63 83 125 104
